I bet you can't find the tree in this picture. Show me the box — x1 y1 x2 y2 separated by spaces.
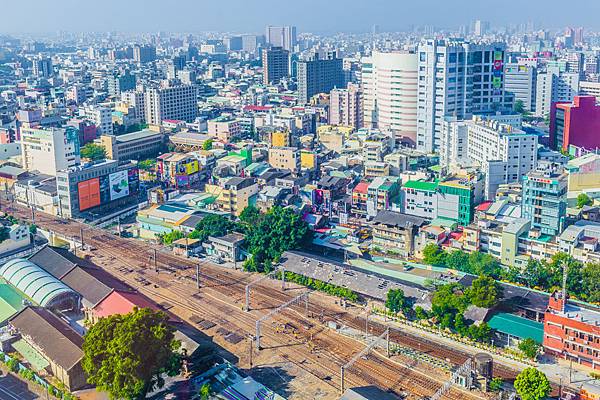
202 139 213 151
199 383 212 400
488 377 503 392
385 289 407 313
138 159 156 172
239 206 262 230
414 306 429 320
430 283 470 322
577 193 593 208
445 250 469 271
514 368 551 400
467 322 492 343
467 252 501 278
244 206 312 272
468 275 502 308
158 230 185 245
80 143 106 161
518 338 541 359
189 214 235 242
581 262 600 303
422 244 447 267
514 99 525 114
82 308 181 400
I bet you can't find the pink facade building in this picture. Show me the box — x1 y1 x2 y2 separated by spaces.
550 96 600 153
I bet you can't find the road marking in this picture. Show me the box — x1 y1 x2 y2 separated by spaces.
0 383 26 400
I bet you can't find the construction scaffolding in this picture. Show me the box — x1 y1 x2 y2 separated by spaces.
340 327 390 394
245 266 286 311
254 291 310 350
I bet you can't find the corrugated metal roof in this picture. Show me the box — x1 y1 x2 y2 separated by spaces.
487 312 544 343
0 259 77 307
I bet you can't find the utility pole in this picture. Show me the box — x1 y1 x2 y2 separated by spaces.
248 335 253 368
154 248 158 273
80 227 84 250
196 262 200 289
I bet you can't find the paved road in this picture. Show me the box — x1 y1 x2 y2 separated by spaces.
0 374 38 400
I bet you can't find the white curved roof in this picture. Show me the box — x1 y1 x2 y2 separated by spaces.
0 258 77 307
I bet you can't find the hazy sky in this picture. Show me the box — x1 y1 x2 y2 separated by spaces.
2 0 600 34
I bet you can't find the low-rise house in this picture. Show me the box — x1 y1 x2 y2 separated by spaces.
9 306 86 391
204 233 245 263
370 211 427 256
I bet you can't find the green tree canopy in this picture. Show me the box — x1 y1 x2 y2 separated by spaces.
138 159 156 172
82 308 181 400
188 214 235 242
244 206 312 272
202 139 213 151
581 262 600 303
422 244 447 266
577 193 593 208
158 230 185 245
239 206 262 230
445 250 469 271
468 275 502 308
518 338 541 359
514 99 525 114
385 289 407 313
514 368 551 400
80 143 107 161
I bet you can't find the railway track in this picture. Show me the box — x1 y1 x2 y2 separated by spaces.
1 203 502 398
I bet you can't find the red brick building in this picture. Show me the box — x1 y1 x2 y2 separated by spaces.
543 291 600 370
550 96 600 153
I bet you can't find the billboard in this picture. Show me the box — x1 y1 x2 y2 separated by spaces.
184 160 199 175
109 170 129 201
78 178 101 211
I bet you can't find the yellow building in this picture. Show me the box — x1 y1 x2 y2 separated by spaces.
205 177 259 216
271 131 291 147
300 150 317 170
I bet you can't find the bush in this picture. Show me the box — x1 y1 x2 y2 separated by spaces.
518 338 540 359
489 377 503 392
6 358 19 373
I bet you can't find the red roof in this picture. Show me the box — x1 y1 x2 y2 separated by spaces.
475 201 493 212
243 105 272 112
353 181 369 194
93 291 163 319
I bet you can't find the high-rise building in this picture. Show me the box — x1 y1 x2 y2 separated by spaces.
262 47 289 84
550 96 600 153
144 83 198 125
362 51 418 142
133 45 156 64
107 71 136 97
80 105 113 136
445 116 537 199
504 63 537 112
226 36 243 51
535 67 579 117
579 81 600 102
265 26 296 51
474 20 489 37
329 83 363 128
522 164 568 236
416 39 510 153
297 52 344 104
20 127 81 176
242 35 265 54
32 57 53 78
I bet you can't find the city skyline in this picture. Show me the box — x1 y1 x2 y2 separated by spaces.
2 0 600 34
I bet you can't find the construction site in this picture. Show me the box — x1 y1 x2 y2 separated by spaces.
1 201 521 400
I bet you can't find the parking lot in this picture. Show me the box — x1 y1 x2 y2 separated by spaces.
0 374 37 400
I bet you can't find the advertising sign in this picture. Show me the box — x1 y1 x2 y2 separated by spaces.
184 160 199 175
109 170 129 201
78 178 101 211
